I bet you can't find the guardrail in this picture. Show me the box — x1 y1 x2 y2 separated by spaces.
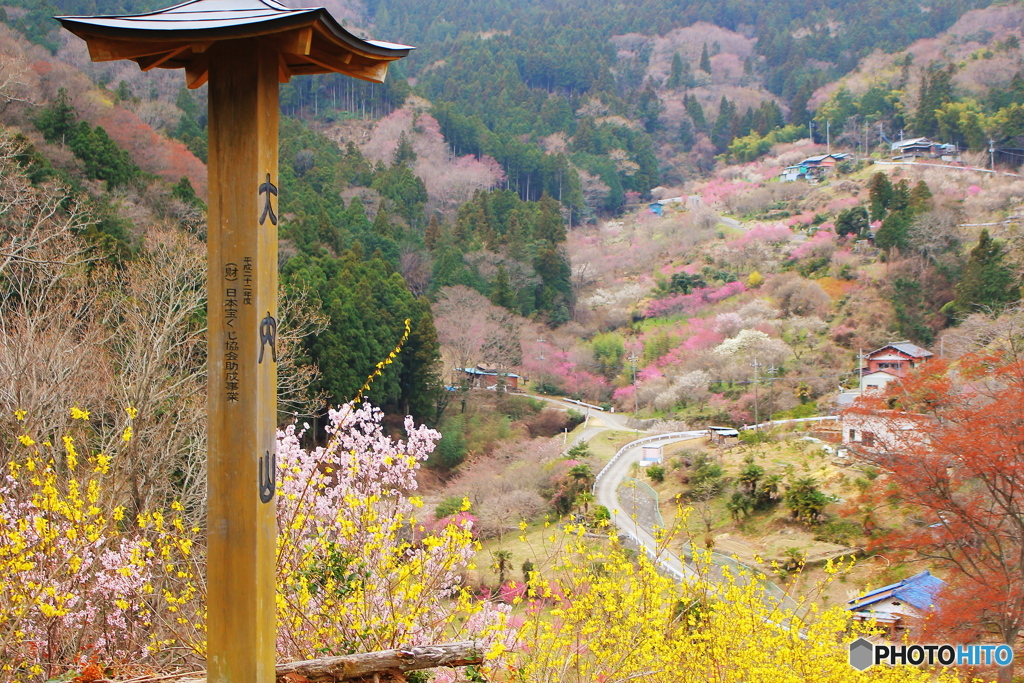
593 430 708 494
741 415 839 431
616 527 688 582
561 397 605 412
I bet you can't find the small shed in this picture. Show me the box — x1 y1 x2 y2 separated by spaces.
639 444 663 466
708 426 739 446
458 366 520 390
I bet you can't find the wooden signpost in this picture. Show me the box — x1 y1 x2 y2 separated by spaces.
57 4 411 683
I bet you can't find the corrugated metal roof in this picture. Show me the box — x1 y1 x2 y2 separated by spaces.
890 342 933 358
868 341 932 360
458 367 522 379
847 571 944 612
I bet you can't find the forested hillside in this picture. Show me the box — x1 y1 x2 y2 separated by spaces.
9 0 1024 682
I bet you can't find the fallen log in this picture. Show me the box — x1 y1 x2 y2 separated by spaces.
274 640 485 682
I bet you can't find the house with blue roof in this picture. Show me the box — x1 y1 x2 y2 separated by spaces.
847 570 945 635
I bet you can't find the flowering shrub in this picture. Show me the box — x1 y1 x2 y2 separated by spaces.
275 402 509 659
502 522 960 683
789 228 837 261
0 410 202 682
727 223 793 249
642 282 747 319
2 402 508 680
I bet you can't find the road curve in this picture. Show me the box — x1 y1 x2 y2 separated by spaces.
593 431 708 581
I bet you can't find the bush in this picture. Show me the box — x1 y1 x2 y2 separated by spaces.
813 519 862 545
498 394 544 420
739 430 771 444
645 464 666 483
525 409 580 438
435 495 467 519
430 426 467 470
772 403 818 420
594 505 611 522
567 441 592 458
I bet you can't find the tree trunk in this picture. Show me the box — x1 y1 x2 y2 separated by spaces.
275 641 484 682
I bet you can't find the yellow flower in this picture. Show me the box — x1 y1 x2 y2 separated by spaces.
14 409 26 421
17 435 35 447
70 406 90 420
123 426 133 442
126 406 138 419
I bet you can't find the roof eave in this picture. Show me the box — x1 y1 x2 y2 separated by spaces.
58 11 412 60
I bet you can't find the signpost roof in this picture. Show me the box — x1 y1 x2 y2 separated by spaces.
57 0 413 88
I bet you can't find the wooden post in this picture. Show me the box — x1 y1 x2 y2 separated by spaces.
57 7 411 680
205 40 279 683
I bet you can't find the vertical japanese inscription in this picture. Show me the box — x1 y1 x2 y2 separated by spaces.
224 263 240 402
243 256 254 305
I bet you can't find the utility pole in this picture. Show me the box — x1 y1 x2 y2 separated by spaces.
827 120 831 155
767 364 777 427
751 358 762 430
990 138 996 171
858 349 865 394
628 353 639 436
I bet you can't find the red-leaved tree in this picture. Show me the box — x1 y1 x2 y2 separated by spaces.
846 354 1024 683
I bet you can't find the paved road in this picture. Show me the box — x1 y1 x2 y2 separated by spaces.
593 431 707 581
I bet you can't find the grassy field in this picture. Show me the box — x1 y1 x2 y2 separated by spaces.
624 428 913 606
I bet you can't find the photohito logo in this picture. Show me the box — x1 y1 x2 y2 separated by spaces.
849 638 1014 671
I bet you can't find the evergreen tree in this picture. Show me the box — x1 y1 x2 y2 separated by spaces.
699 43 712 74
400 297 443 422
875 209 911 253
685 94 707 131
789 82 813 127
835 206 869 237
711 96 735 152
678 117 696 151
490 264 517 310
34 88 78 145
667 52 690 89
372 201 392 239
913 64 954 137
950 229 1019 316
424 214 441 250
394 130 417 165
909 180 933 213
867 172 893 222
535 192 566 244
636 83 662 133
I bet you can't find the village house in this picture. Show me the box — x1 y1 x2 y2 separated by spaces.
861 340 933 390
847 571 945 636
840 409 930 452
837 341 933 406
780 152 853 182
457 365 521 390
890 137 961 162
